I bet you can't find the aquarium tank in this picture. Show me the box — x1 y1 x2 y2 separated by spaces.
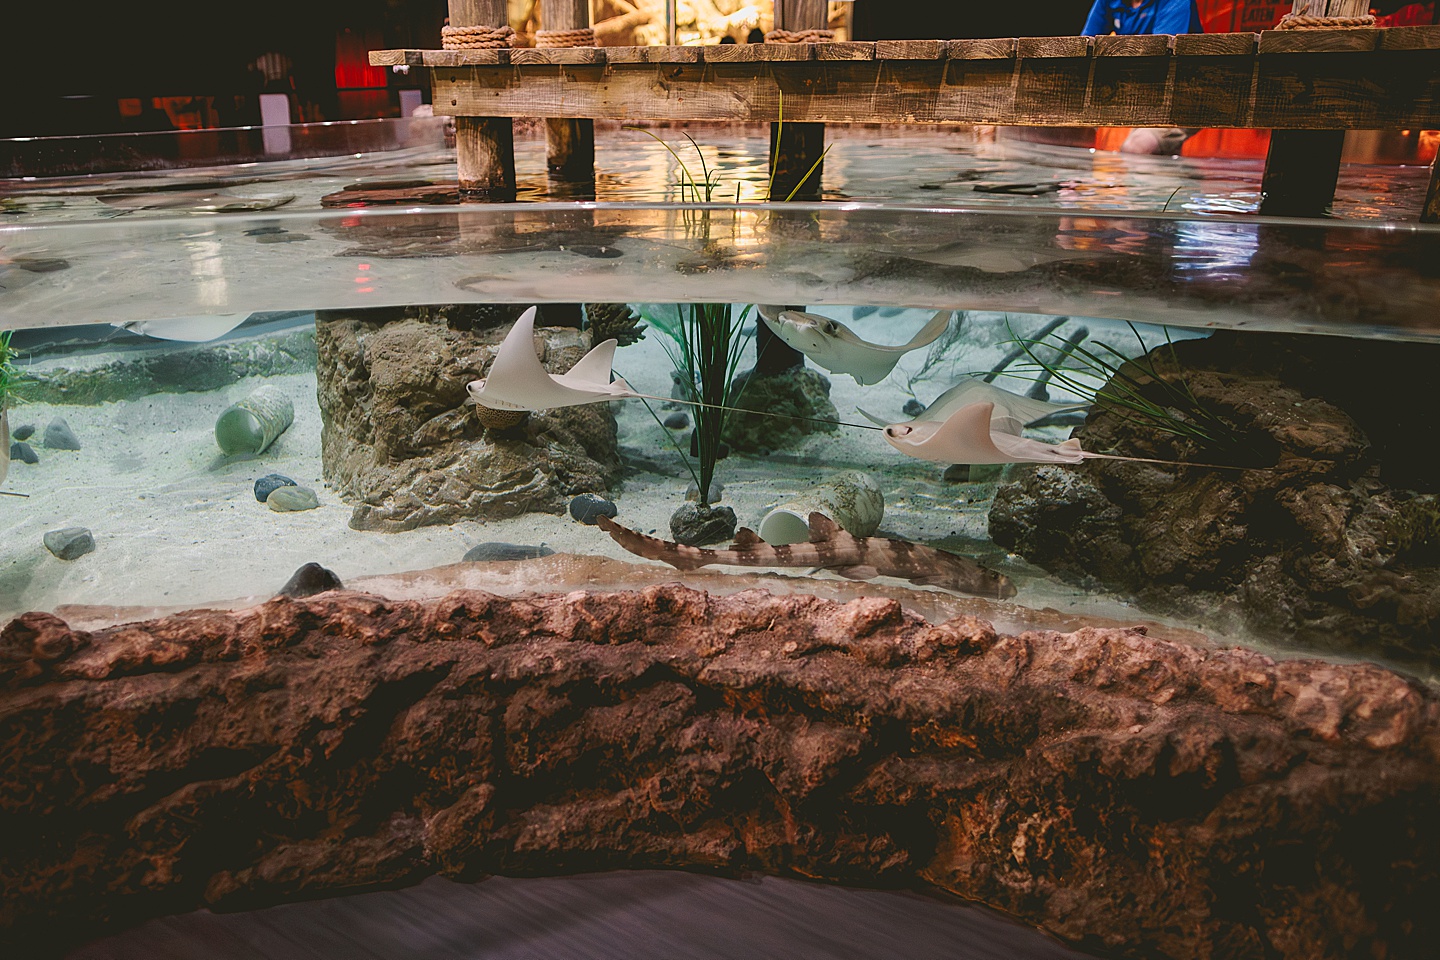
3 120 1440 960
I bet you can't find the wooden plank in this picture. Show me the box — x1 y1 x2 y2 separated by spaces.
1094 35 1173 58
1258 28 1380 54
1016 36 1093 59
705 43 766 63
644 45 704 63
601 46 647 63
814 42 875 61
875 40 946 60
1088 51 1174 123
1174 33 1257 56
1253 51 1440 128
1379 24 1440 50
756 43 817 61
421 49 510 66
369 50 418 67
547 47 607 64
1172 55 1256 128
947 38 1016 60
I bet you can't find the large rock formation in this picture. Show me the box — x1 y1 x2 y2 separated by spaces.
316 310 620 531
2 587 1437 959
989 332 1440 666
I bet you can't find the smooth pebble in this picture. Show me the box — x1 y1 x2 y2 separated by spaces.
254 473 298 503
11 424 35 442
267 486 320 512
902 399 925 417
569 493 618 526
43 418 81 450
663 412 690 430
276 562 343 598
43 527 95 561
10 441 37 464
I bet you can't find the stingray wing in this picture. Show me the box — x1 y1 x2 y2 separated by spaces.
554 337 637 400
923 379 1087 426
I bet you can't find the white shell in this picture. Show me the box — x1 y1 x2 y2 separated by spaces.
758 470 885 545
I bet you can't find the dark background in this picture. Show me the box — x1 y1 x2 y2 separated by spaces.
0 2 1095 138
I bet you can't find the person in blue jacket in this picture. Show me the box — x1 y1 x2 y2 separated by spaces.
1083 1 1204 153
1083 0 1203 36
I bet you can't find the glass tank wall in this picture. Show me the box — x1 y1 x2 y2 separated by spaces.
3 194 1439 677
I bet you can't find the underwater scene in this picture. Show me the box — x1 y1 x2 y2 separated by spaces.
4 124 1440 960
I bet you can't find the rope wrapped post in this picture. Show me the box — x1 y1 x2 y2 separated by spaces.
447 0 517 201
541 0 597 192
1423 154 1440 225
767 0 829 203
1259 2 1372 216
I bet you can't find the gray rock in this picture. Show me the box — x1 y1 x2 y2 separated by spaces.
670 502 737 546
463 542 556 562
316 315 620 532
267 486 320 512
10 442 37 465
276 563 343 598
663 412 690 430
902 399 925 417
722 367 838 454
569 493 618 526
43 527 95 561
42 418 81 450
11 424 34 442
943 463 1002 483
254 473 298 503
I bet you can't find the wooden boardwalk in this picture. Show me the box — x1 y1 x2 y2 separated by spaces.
373 28 1440 129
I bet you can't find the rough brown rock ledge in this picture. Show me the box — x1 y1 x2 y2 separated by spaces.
2 587 1437 959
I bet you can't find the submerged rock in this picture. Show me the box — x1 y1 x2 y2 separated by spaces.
902 398 925 417
266 486 319 512
569 493 618 526
989 331 1440 666
10 442 37 465
3 590 1438 960
254 473 297 503
42 418 80 450
685 481 724 503
316 313 620 532
10 424 34 442
670 502 737 546
722 366 839 454
462 542 556 562
42 527 94 561
276 562 343 598
663 412 690 430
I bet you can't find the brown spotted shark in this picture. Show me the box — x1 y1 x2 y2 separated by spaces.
595 512 1017 600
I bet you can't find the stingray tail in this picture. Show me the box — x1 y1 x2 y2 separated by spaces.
901 310 953 353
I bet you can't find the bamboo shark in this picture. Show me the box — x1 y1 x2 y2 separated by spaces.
466 305 639 411
759 305 953 386
596 512 1016 600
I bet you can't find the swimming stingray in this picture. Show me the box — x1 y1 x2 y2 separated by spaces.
859 379 1087 430
759 305 952 386
111 314 248 342
467 306 639 411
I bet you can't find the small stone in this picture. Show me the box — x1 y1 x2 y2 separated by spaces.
943 464 1003 483
266 486 320 512
42 418 81 451
670 502 737 546
685 482 724 503
663 412 690 430
254 473 298 503
11 424 35 442
569 493 618 526
463 542 556 563
43 527 95 561
276 563 343 598
943 464 971 483
902 399 925 417
10 442 37 464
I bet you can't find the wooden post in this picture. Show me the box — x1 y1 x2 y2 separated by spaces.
1289 0 1370 15
1258 130 1345 218
768 0 828 203
543 0 596 191
450 0 516 201
1423 154 1440 225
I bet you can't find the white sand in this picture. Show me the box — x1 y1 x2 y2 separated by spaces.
0 311 1217 647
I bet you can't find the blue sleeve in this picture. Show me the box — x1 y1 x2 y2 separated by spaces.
1153 0 1201 34
1082 1 1111 36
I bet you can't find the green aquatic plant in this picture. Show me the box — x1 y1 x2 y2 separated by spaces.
636 302 754 506
996 320 1239 451
0 330 15 410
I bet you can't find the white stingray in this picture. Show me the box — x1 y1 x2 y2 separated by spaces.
466 306 639 411
759 305 952 386
112 314 247 342
859 379 1088 430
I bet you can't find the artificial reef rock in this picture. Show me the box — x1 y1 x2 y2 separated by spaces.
2 587 1437 960
316 310 620 531
722 366 839 454
990 331 1440 666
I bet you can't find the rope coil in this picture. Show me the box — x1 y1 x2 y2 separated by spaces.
764 28 836 43
1274 13 1376 28
441 24 517 50
536 27 596 48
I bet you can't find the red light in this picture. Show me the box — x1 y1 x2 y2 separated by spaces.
358 263 371 271
357 287 373 294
